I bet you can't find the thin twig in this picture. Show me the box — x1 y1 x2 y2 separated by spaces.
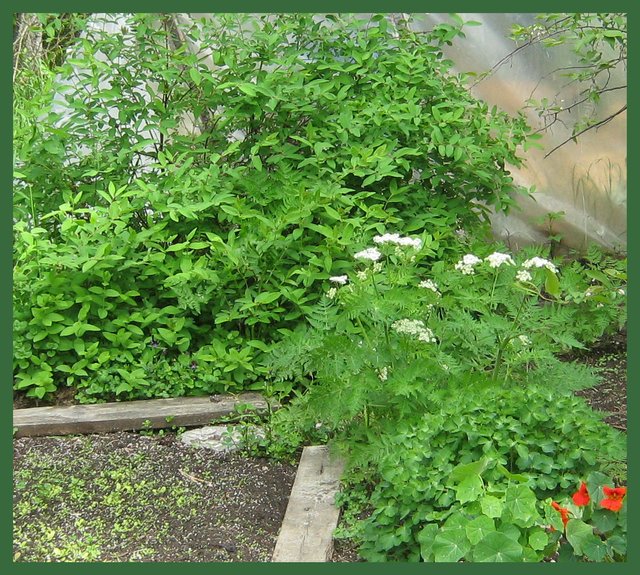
543 105 627 158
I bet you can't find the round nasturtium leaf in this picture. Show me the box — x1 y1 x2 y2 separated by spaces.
473 531 524 562
465 515 495 545
480 495 503 518
528 528 549 551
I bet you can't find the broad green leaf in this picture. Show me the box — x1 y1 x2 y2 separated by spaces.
528 528 549 551
544 268 561 297
433 528 471 562
473 532 523 562
417 524 438 561
503 484 540 528
189 67 202 86
254 292 280 305
465 515 495 545
565 519 601 558
449 458 490 483
251 155 263 171
590 509 617 533
455 474 483 504
480 495 503 518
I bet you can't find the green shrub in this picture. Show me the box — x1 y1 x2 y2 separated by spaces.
14 13 538 400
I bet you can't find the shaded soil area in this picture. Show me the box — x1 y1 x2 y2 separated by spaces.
13 432 297 562
570 330 627 432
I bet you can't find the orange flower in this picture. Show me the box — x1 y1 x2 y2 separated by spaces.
572 482 590 507
551 501 571 529
601 486 627 512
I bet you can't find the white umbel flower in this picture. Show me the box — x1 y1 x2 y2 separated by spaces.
329 275 348 284
455 254 482 275
373 233 422 249
522 257 558 273
516 270 532 282
485 252 515 268
354 247 382 262
418 279 440 295
391 319 436 343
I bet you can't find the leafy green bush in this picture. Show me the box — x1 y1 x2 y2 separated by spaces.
352 384 625 562
13 13 538 400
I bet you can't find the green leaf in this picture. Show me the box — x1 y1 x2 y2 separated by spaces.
449 458 489 483
417 524 438 561
473 531 523 562
238 83 257 96
254 292 280 305
565 519 602 558
251 155 263 171
82 259 97 273
189 67 202 86
503 484 540 528
528 528 549 551
465 515 495 545
60 325 77 337
480 495 504 518
544 268 561 297
433 527 471 562
455 474 483 504
590 509 618 533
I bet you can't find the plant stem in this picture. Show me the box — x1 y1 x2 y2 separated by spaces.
491 294 528 380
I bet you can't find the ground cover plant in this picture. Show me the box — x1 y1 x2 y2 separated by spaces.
267 234 626 562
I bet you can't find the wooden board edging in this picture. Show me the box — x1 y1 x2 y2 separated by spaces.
272 445 345 562
13 393 274 438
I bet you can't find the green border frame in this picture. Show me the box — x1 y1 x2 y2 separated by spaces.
5 2 634 573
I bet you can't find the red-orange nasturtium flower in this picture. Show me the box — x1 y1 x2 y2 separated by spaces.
601 486 627 512
572 482 590 507
551 501 571 529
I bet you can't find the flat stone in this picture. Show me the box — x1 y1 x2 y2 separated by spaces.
179 425 264 454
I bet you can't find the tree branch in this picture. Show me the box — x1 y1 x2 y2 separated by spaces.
543 105 627 158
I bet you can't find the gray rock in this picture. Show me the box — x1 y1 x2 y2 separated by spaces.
179 425 264 454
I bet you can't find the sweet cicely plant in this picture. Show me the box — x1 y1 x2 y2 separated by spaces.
269 231 623 433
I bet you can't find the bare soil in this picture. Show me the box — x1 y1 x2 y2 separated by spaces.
13 432 297 562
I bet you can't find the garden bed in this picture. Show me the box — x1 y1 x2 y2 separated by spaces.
12 331 626 562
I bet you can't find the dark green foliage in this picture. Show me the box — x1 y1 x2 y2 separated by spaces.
13 13 536 400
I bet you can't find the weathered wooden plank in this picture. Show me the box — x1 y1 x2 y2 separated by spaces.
272 445 345 562
13 393 272 438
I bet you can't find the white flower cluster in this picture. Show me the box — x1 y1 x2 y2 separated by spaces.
522 257 558 274
356 270 368 281
354 247 382 262
455 254 482 275
485 252 515 268
329 275 348 284
516 270 532 282
378 366 389 382
391 319 436 343
326 287 338 299
418 279 440 295
373 233 422 249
